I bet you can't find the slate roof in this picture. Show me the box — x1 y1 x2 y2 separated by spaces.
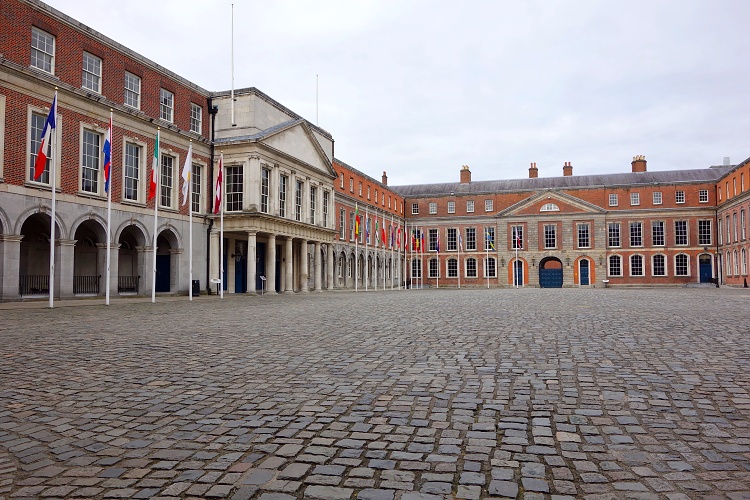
390 167 733 197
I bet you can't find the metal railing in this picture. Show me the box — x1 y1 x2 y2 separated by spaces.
118 275 140 294
19 275 49 295
73 275 100 295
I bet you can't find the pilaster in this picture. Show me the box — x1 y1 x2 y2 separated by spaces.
285 237 294 293
314 241 322 291
247 231 257 294
0 235 23 300
266 234 277 294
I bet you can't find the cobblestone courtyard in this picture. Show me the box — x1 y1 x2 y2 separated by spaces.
1 288 750 499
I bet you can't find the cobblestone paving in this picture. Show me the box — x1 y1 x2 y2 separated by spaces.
1 287 750 499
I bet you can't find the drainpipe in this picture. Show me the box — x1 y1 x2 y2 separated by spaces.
206 97 218 293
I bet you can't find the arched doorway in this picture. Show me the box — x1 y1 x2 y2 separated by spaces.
579 258 590 286
73 220 105 295
513 260 523 287
539 257 563 288
118 225 145 294
155 230 179 293
699 254 712 283
19 213 61 296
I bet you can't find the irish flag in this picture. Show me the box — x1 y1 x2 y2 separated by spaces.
354 204 360 237
148 131 160 200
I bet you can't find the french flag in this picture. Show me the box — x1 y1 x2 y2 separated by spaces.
33 93 57 180
103 115 112 193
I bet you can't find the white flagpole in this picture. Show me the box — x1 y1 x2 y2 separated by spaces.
436 228 440 289
187 141 193 301
48 89 58 308
365 209 369 291
219 153 224 299
458 231 462 289
421 227 424 289
373 213 377 291
390 215 394 290
152 128 160 304
355 203 358 292
516 245 519 288
230 4 235 126
106 109 113 306
382 213 386 291
484 228 490 289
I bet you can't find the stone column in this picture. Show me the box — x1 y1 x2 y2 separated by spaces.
285 237 294 293
247 231 257 294
245 154 261 211
57 239 76 298
0 235 23 300
266 233 276 294
314 241 322 291
210 230 220 285
170 249 183 293
326 243 334 290
300 239 309 292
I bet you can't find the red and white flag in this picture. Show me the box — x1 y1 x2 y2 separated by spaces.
214 154 223 213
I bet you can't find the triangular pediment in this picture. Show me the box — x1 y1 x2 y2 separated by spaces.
497 190 606 217
259 121 335 177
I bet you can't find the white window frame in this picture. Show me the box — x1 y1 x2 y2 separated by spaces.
225 164 244 212
698 220 712 246
447 258 458 278
674 220 688 246
544 224 556 249
190 161 204 214
447 201 455 214
675 254 690 277
699 189 709 203
630 192 640 206
429 202 437 214
122 137 146 204
629 254 644 277
608 255 622 277
124 72 141 109
651 221 665 247
484 256 496 278
31 27 55 74
80 124 104 195
652 191 662 205
466 200 474 213
160 88 174 123
629 221 643 247
27 105 60 186
412 203 419 215
0 95 5 180
608 222 620 248
652 254 666 277
82 52 102 94
609 193 618 207
159 152 178 209
485 199 493 212
429 258 440 278
190 103 202 134
577 223 590 249
466 257 477 278
675 190 685 204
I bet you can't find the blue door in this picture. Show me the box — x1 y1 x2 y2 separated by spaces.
234 240 247 293
539 258 563 288
155 255 170 292
580 259 589 286
699 255 712 283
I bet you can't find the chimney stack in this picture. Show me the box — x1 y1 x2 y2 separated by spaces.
563 161 573 176
382 171 388 186
460 165 471 184
528 162 538 178
631 155 647 173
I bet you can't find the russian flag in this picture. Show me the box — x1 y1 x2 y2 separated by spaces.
103 115 112 193
33 93 57 180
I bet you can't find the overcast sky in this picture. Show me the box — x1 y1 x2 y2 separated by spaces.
46 0 750 185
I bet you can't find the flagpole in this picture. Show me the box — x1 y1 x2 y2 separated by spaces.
382 212 386 291
373 213 377 291
152 128 160 304
516 245 519 289
365 209 368 291
436 228 440 289
48 89 58 308
230 4 235 126
458 230 462 289
356 205 359 292
391 215 394 290
219 153 224 299
186 141 193 301
105 109 112 306
486 229 490 289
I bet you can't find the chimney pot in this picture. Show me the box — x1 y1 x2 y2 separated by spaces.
460 165 471 184
529 162 538 178
382 171 388 186
631 155 647 173
563 161 573 176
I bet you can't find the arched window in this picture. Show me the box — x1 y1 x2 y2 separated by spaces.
466 257 477 278
734 250 740 275
608 255 622 276
411 258 422 279
540 202 560 212
447 258 457 278
429 258 439 278
675 254 689 276
630 254 644 276
484 257 496 278
742 248 748 275
652 254 666 276
726 251 732 276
